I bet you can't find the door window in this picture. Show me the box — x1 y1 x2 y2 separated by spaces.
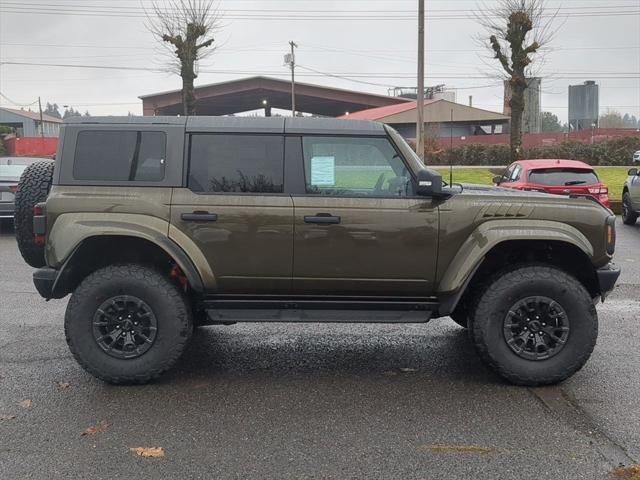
511 164 522 181
301 136 412 197
501 165 516 183
189 134 284 194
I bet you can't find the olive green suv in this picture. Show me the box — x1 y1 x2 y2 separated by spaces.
14 116 620 386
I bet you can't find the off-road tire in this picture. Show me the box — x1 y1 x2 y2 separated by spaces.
14 160 54 267
65 264 193 384
469 264 598 386
622 192 638 225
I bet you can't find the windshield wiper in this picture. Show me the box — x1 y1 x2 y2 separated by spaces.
564 181 587 186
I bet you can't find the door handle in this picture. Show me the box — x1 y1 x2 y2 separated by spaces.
304 213 341 225
181 211 218 222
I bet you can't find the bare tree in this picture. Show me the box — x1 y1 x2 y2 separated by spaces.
146 0 221 115
477 0 556 160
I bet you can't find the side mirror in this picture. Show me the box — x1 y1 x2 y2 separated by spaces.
628 168 638 176
493 175 503 185
416 169 443 196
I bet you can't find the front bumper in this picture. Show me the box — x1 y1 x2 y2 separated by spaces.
597 263 621 300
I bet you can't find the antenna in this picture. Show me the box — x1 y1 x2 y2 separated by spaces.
449 108 453 186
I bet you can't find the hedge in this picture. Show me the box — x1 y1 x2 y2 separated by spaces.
418 136 640 166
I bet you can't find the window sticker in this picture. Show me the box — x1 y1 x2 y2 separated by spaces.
310 156 335 186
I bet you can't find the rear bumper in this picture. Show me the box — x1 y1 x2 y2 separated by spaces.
33 267 57 299
597 263 621 299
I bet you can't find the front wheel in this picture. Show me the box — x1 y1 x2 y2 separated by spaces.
469 265 597 386
65 264 193 384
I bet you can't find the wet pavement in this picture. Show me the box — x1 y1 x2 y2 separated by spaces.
0 220 638 479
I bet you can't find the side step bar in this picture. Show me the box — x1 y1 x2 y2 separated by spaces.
202 298 438 324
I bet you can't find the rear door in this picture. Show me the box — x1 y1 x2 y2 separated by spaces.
290 135 438 297
170 133 294 294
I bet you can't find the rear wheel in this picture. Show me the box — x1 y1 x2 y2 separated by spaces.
469 264 597 386
14 161 54 267
65 264 193 384
622 192 638 225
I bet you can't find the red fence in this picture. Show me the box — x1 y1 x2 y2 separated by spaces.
436 128 640 149
4 137 58 158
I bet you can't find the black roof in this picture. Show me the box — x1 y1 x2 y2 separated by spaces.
64 116 385 135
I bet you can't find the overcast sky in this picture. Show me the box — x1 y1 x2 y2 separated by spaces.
0 0 638 123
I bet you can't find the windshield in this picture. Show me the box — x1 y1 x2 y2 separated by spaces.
386 127 424 172
529 168 599 186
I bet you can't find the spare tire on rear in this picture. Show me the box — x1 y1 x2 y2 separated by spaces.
14 161 54 268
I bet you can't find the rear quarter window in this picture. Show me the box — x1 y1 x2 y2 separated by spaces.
529 168 599 186
73 130 166 182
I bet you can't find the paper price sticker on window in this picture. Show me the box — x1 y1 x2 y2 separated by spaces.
310 156 335 186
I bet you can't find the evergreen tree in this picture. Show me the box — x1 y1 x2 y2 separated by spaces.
43 102 62 119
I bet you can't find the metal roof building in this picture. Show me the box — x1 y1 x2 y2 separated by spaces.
0 107 62 137
340 99 510 140
139 76 410 117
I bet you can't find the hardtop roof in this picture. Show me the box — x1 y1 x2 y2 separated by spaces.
64 115 385 135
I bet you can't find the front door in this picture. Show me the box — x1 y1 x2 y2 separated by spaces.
170 133 293 294
291 135 439 297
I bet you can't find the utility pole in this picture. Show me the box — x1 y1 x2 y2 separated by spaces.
416 0 425 161
38 96 44 139
289 41 298 116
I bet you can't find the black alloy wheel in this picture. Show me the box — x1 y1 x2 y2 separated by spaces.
93 295 158 359
503 296 570 361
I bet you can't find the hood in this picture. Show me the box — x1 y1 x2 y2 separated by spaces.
458 183 549 197
454 183 611 212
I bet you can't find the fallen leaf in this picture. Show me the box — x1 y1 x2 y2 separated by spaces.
55 382 71 391
130 447 165 458
81 421 109 436
422 444 497 454
399 368 418 373
0 414 16 421
611 465 640 480
18 399 32 410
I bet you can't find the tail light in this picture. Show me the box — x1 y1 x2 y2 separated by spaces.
33 203 46 246
588 186 608 195
9 185 17 194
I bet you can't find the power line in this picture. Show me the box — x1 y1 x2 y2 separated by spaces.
4 1 639 13
0 92 39 107
1 4 639 20
2 61 639 80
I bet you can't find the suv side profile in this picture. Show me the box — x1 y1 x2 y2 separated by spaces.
15 116 620 386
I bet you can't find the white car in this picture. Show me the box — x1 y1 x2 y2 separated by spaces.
633 151 640 163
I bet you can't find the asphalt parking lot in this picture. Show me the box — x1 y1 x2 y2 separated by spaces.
0 220 638 480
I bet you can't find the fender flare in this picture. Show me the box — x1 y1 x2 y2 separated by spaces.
46 213 213 296
436 219 594 315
